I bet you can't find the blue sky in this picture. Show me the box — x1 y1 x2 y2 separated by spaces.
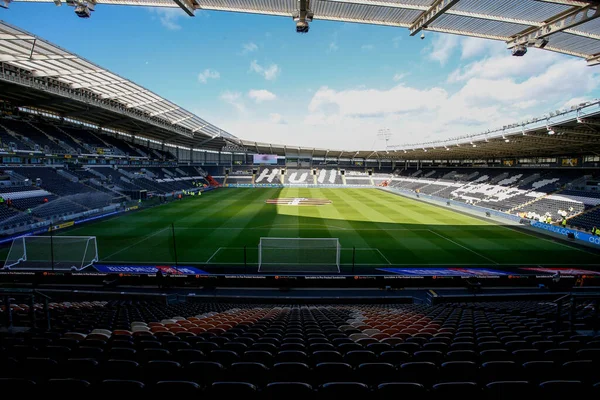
2 4 600 150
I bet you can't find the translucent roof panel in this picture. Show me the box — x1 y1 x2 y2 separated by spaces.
0 21 234 139
11 0 600 63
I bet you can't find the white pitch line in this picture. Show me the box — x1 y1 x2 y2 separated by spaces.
103 226 170 260
171 227 427 231
204 247 223 264
100 260 600 267
495 223 600 256
428 229 499 265
375 248 393 265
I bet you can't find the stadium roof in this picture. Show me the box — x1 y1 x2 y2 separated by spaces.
241 100 600 160
0 20 236 150
10 0 600 65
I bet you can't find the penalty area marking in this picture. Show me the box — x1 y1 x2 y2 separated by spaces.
204 247 224 264
201 247 390 265
375 248 393 265
428 229 499 265
103 226 171 261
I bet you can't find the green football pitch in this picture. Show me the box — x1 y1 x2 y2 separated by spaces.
8 188 600 272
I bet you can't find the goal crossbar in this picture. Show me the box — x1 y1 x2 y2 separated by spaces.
258 237 341 273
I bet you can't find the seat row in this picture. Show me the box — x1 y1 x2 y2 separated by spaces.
0 378 599 400
2 357 599 387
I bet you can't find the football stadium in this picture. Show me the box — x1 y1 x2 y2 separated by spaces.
1 0 600 397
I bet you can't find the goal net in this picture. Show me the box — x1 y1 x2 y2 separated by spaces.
3 236 99 271
258 237 341 273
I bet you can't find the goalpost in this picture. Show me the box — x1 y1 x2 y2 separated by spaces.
258 237 341 273
3 236 99 271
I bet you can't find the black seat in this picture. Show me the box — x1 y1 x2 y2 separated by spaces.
186 361 224 385
102 359 141 381
228 362 269 386
312 351 343 364
60 358 99 382
432 382 480 400
356 363 396 385
243 350 274 366
270 362 312 384
210 350 241 366
174 349 206 364
318 382 369 399
263 382 313 399
539 380 587 400
99 380 145 395
522 361 557 384
154 381 201 395
314 362 354 385
45 379 90 395
398 362 438 387
439 361 478 383
276 351 308 364
376 382 427 400
480 361 519 384
207 382 258 400
344 350 377 366
144 360 182 383
561 360 595 383
486 381 533 400
378 351 410 366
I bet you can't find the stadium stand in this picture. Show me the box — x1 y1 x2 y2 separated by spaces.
0 298 599 396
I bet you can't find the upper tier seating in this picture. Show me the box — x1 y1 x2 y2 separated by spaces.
0 123 35 151
0 119 64 153
9 168 98 196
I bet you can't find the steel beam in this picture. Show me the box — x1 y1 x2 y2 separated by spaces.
507 4 600 48
173 0 196 16
410 0 460 36
150 107 179 117
126 99 163 108
587 53 600 66
171 115 193 124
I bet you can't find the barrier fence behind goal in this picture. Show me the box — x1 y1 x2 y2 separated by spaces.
4 236 98 271
257 237 341 273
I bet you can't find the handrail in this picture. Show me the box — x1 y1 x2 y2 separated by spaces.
0 288 51 299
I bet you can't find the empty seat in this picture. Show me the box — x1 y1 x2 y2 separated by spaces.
319 382 370 399
485 381 533 400
376 382 426 400
263 382 313 399
207 382 258 400
432 382 480 400
539 380 587 400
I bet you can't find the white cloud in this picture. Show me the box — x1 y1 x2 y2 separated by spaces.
269 113 287 125
248 89 277 103
197 69 220 84
448 49 560 83
220 91 246 113
249 60 280 81
242 42 258 54
215 41 599 151
460 37 504 60
392 36 402 49
328 41 339 53
427 34 459 65
361 44 374 51
150 8 186 31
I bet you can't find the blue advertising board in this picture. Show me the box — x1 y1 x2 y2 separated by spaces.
94 264 209 275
